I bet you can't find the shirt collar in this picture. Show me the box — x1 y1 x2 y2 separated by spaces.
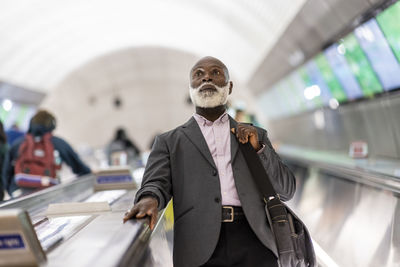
193 112 228 126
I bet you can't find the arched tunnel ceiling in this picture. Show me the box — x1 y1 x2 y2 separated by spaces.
0 0 307 93
42 47 263 149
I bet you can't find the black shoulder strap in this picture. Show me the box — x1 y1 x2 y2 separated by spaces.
238 141 277 200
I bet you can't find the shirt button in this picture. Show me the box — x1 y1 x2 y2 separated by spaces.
214 197 220 203
212 170 218 176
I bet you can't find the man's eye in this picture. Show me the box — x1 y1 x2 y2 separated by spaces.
213 70 221 75
195 71 202 77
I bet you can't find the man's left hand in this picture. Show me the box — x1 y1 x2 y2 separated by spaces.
231 124 261 151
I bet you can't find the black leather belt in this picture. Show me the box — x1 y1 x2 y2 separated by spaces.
222 206 245 222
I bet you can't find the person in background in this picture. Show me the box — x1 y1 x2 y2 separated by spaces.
234 109 261 127
2 110 91 197
5 123 25 146
248 113 260 127
107 127 141 166
234 109 250 123
123 56 296 267
0 121 7 201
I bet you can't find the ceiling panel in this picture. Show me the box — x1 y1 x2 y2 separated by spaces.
0 0 307 93
249 0 387 95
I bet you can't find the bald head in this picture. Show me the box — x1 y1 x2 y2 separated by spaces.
190 56 230 81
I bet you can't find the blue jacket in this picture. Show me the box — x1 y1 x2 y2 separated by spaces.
2 124 91 195
5 128 25 146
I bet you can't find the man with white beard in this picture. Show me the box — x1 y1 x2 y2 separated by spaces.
124 56 296 267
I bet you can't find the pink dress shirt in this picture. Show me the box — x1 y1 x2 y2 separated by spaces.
193 112 242 206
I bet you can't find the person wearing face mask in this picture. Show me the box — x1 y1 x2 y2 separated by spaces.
123 56 296 267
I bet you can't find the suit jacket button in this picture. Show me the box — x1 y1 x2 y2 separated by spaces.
212 170 218 176
214 197 220 203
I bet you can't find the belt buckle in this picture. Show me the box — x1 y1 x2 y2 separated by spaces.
223 206 234 222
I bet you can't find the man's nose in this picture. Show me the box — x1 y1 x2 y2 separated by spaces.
202 73 212 82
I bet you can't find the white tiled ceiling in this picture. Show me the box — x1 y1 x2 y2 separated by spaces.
0 0 307 92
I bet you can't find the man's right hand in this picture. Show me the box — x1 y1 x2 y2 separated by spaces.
123 196 159 230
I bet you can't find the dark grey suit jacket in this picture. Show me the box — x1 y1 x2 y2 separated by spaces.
135 116 296 267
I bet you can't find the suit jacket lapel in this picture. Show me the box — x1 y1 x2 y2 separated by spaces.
229 116 240 163
181 117 217 169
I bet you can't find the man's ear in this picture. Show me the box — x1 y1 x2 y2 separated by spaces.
229 81 233 94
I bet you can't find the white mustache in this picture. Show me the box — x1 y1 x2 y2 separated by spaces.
194 82 217 91
189 81 230 108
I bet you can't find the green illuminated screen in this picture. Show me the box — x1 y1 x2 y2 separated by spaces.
298 67 323 108
377 1 400 63
314 53 348 102
341 34 383 96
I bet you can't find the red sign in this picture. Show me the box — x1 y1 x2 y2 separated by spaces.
349 141 368 158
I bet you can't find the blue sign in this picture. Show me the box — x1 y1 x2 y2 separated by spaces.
97 175 133 184
0 234 25 249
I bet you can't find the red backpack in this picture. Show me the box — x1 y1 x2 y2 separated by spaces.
14 133 61 188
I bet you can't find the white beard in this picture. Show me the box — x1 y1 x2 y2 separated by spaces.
189 82 230 108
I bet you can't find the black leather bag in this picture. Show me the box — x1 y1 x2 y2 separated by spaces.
239 142 316 267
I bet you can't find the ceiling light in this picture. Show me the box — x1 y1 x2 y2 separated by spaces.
337 44 346 55
304 85 321 100
2 99 13 111
329 98 339 109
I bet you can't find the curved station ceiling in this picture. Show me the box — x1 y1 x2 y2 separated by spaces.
0 0 306 92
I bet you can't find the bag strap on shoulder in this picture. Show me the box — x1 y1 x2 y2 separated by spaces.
236 140 278 202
